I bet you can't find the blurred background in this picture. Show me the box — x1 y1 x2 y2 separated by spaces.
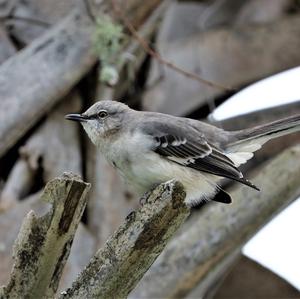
0 0 300 297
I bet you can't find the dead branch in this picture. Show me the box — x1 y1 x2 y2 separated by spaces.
0 26 16 63
59 180 189 299
213 102 300 131
114 0 169 99
211 255 300 299
0 0 17 18
111 0 232 92
19 92 83 182
143 15 300 116
58 224 96 292
4 0 51 44
130 145 300 298
0 9 95 158
0 92 82 210
0 173 90 299
0 192 96 292
4 0 74 45
0 192 43 284
0 0 163 158
235 0 291 25
0 159 35 210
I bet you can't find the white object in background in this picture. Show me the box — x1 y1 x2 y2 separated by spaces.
243 198 300 291
210 66 300 121
210 67 300 290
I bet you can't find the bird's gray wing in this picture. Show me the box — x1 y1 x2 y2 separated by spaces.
141 120 259 191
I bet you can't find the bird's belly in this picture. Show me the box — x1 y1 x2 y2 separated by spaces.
122 152 219 206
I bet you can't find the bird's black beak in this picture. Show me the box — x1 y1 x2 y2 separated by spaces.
65 114 88 122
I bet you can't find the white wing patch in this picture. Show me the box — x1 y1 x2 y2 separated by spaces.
239 143 262 152
226 152 254 166
171 138 187 146
226 142 263 166
227 140 263 153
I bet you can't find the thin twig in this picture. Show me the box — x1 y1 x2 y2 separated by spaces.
111 0 234 92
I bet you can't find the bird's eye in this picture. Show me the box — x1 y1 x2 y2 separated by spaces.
98 110 108 118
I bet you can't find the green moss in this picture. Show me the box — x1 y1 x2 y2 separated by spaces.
92 16 124 85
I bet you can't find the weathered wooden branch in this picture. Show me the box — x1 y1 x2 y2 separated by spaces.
0 92 82 210
0 191 43 283
144 15 300 115
18 91 83 182
0 0 163 158
59 180 189 299
0 191 96 292
213 102 300 131
130 145 300 298
0 26 16 63
0 173 90 299
0 159 35 210
235 0 291 25
5 0 50 45
0 10 94 158
58 223 96 292
113 0 168 100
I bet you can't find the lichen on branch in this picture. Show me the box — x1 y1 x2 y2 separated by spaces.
92 16 124 85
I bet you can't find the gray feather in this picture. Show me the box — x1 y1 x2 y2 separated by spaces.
139 118 259 190
227 114 300 151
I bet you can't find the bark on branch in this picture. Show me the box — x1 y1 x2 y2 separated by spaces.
0 173 90 299
59 180 189 299
130 145 300 298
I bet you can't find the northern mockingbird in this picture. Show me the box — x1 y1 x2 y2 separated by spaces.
66 100 300 206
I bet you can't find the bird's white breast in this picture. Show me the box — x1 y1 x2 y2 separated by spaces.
97 131 219 206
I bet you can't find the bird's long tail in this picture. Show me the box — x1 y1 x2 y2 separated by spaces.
225 114 300 166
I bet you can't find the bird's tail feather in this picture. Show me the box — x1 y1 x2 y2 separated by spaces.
227 114 300 152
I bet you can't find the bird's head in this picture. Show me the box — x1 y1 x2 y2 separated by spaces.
65 100 129 146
